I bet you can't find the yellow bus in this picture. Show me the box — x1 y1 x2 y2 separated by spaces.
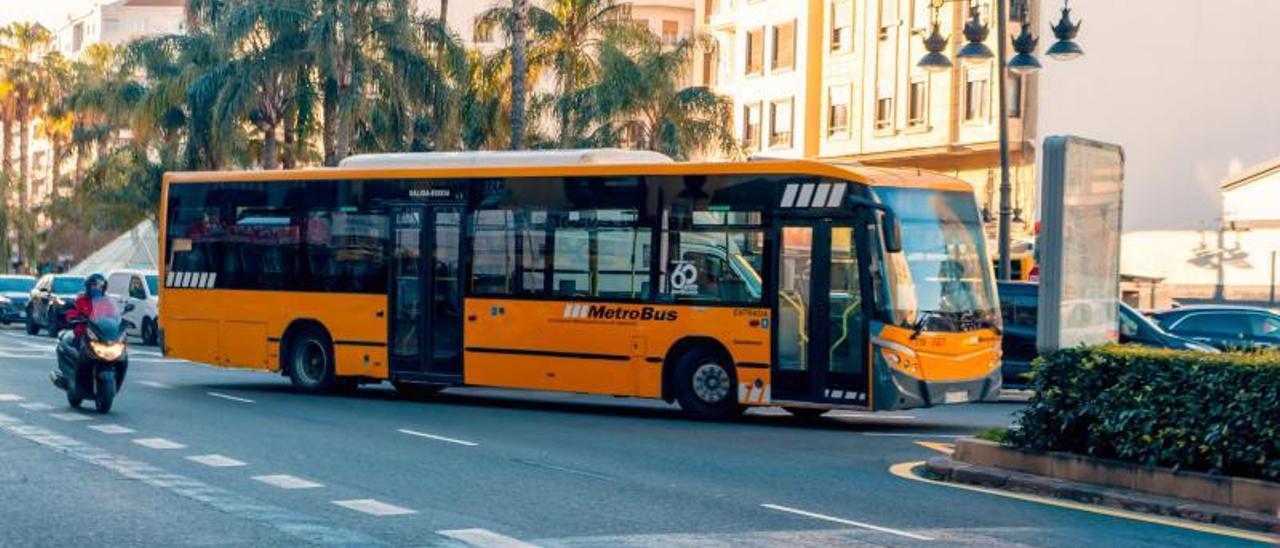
159 150 1002 419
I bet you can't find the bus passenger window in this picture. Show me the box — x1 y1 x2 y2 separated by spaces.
662 229 764 304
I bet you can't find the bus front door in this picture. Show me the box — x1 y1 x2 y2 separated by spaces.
773 223 871 407
389 205 464 383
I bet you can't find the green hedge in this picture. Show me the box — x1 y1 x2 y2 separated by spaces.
1007 345 1280 482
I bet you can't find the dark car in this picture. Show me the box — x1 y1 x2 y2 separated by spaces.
1149 305 1280 351
997 282 1217 387
26 274 85 337
0 275 37 325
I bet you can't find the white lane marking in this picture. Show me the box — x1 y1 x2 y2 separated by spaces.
207 392 254 404
133 437 186 450
138 380 172 389
50 412 93 422
397 428 478 447
18 402 53 411
862 433 966 438
89 424 135 434
437 528 538 548
331 499 416 516
187 454 247 468
0 414 380 545
0 394 24 402
761 503 934 541
252 474 323 490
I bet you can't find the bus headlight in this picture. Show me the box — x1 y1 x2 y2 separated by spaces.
90 341 126 361
874 338 920 376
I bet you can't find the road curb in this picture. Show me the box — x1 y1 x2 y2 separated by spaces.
923 456 1280 535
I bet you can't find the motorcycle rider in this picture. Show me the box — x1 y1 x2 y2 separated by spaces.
64 273 107 341
56 274 108 390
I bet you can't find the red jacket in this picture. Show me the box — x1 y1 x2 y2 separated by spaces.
63 294 94 338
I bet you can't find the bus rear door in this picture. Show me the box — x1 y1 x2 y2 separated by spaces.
388 204 465 383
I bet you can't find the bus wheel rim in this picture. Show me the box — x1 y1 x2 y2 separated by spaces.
692 362 731 404
297 341 326 384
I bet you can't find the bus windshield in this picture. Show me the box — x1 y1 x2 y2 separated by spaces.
873 187 998 332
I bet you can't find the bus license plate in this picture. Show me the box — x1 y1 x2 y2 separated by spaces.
944 391 969 404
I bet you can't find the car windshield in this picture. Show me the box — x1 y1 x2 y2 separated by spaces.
52 277 85 294
873 187 999 332
146 275 159 296
0 277 35 292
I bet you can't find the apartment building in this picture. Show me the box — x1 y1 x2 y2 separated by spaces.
416 0 695 50
696 0 1039 239
56 0 186 58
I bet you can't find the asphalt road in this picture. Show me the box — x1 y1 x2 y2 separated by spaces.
0 325 1265 547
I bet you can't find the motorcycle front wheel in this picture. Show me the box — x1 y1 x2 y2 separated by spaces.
94 371 116 413
67 391 83 408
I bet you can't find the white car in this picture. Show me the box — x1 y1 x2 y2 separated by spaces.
105 269 161 346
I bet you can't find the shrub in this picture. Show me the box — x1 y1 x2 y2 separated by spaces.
1007 345 1280 482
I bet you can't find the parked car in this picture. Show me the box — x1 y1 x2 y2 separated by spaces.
0 275 37 326
26 274 86 337
997 282 1217 387
1149 305 1280 351
105 269 161 346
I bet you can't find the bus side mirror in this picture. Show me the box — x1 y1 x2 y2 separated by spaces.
882 210 903 253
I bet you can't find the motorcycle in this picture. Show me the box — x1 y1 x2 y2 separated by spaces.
50 297 131 413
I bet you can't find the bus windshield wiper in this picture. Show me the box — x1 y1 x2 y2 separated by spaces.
910 311 939 340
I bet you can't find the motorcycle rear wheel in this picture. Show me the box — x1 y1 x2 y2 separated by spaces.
67 391 83 408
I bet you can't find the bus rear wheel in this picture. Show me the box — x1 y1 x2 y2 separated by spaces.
672 348 742 420
286 327 337 393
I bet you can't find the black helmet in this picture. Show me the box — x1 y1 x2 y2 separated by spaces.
85 273 108 294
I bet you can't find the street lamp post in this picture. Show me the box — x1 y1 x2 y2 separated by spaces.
918 0 1083 280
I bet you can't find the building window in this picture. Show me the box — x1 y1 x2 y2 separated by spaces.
769 98 794 148
1008 73 1023 119
771 21 796 71
828 85 850 136
875 96 893 130
831 1 853 52
474 19 493 43
907 80 927 127
662 20 680 44
965 71 991 122
742 102 762 150
745 27 764 75
878 0 897 40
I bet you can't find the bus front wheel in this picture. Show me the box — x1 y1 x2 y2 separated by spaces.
672 348 742 420
286 327 337 393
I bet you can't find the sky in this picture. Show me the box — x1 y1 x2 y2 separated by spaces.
1038 0 1280 231
0 0 98 29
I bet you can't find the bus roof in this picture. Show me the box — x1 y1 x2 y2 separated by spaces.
166 154 972 193
338 149 675 169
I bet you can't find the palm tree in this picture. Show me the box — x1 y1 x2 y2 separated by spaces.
541 0 629 147
212 0 311 169
509 0 529 150
1 23 55 268
583 31 734 160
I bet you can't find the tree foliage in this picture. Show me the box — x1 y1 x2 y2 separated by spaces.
0 0 735 270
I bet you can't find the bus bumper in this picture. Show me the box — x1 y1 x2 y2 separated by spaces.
887 367 1003 410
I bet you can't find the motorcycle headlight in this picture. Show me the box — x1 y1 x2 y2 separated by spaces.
89 340 126 361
